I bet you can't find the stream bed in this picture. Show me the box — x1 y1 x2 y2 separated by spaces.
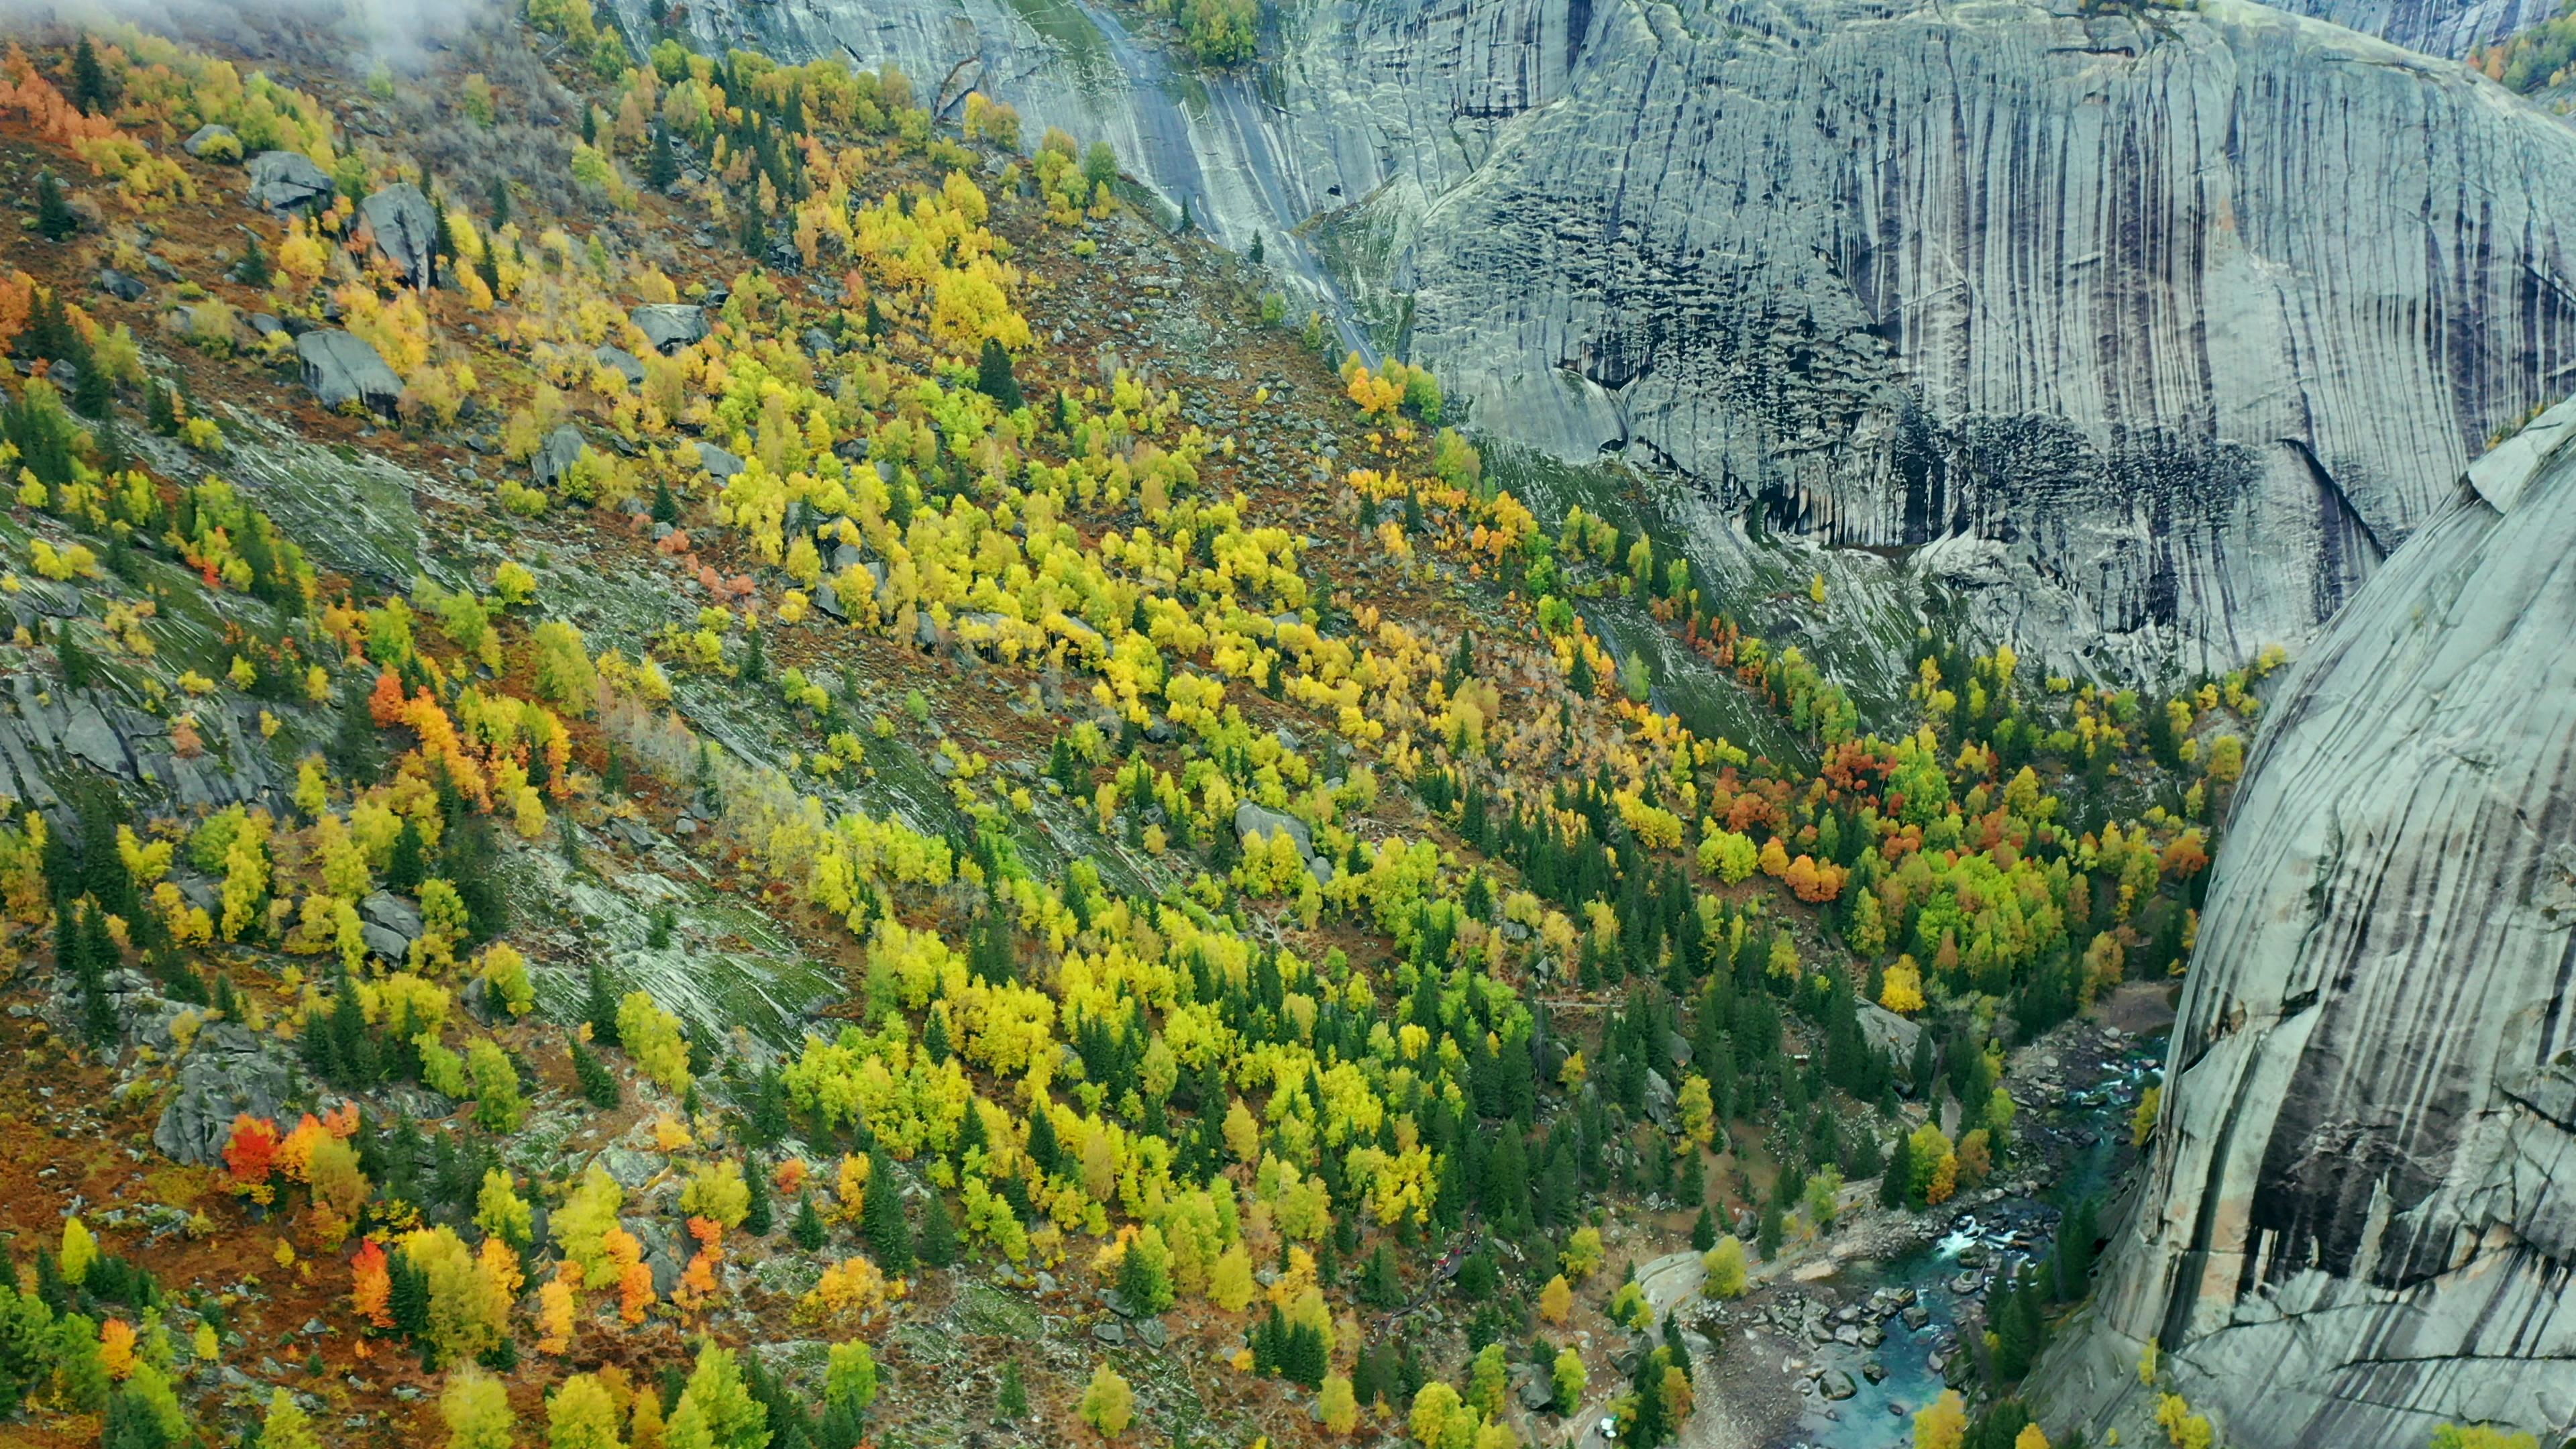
1706 1024 2166 1448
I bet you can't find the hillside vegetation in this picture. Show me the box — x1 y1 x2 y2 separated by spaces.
0 10 2263 1449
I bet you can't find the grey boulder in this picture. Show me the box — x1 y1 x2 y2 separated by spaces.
245 150 333 213
181 123 238 159
358 182 439 290
594 345 645 388
631 303 708 354
534 425 588 489
1233 801 1313 859
294 329 402 417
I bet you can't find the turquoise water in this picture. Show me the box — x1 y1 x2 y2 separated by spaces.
1784 1038 2165 1447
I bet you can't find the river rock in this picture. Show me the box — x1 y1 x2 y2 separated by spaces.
294 329 402 417
2043 396 2576 1448
245 150 334 213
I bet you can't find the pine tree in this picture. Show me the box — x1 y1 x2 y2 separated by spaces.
1026 1104 1059 1175
1690 1205 1717 1252
486 175 511 230
648 125 680 189
792 1193 826 1252
996 1360 1027 1421
1882 1130 1913 1209
36 171 76 241
572 1038 621 1108
144 379 177 435
71 356 111 419
1627 1349 1672 1446
861 1149 912 1271
1758 1197 1784 1259
584 961 621 1045
917 1191 958 1268
975 338 1023 411
1248 231 1265 264
70 38 111 114
743 1158 773 1236
386 817 426 892
238 233 272 287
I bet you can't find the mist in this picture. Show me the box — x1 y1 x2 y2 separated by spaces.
0 0 499 74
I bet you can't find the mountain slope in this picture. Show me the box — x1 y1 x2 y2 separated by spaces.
637 0 2576 680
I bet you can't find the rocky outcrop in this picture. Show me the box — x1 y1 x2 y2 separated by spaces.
296 329 403 417
641 0 2576 678
244 150 333 213
154 1022 296 1165
2038 398 2576 1448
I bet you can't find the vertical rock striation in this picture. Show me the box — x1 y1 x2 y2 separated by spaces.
2039 396 2576 1448
2253 0 2557 57
642 0 2576 676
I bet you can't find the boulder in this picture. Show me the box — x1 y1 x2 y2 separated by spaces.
534 425 588 489
96 268 148 302
1233 801 1313 859
1820 1369 1858 1401
358 183 439 290
694 441 744 480
154 1022 295 1165
181 123 238 160
593 344 645 387
1644 1067 1679 1132
360 890 425 943
1857 1002 1921 1061
294 329 402 417
631 303 708 354
245 150 334 213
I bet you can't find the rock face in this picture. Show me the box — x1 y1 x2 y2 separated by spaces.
2039 398 2576 1448
358 182 439 290
2260 0 2555 56
154 1022 296 1165
296 329 403 417
635 0 2576 678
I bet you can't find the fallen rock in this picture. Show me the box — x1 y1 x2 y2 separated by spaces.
594 344 645 388
360 891 425 943
631 303 708 354
358 183 439 290
695 441 744 480
97 268 148 302
246 150 334 213
1233 801 1313 859
534 425 588 489
182 123 239 159
294 329 402 417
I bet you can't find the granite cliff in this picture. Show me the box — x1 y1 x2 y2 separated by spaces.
2038 396 2576 1448
622 0 2576 680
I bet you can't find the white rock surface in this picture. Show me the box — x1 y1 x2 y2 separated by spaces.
2039 396 2576 1448
635 0 2576 678
2261 0 2555 56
